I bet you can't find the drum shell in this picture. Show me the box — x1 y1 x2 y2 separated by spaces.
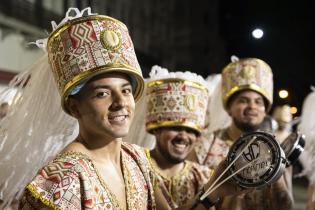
227 131 286 188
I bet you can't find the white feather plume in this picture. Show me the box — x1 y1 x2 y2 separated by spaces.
0 54 78 208
298 87 315 182
204 74 231 133
123 83 156 149
0 7 96 208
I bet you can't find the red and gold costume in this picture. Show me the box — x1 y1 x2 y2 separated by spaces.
142 66 212 208
193 57 284 210
146 150 212 209
15 8 154 210
20 143 155 210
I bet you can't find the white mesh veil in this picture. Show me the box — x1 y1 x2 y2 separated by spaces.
0 7 98 208
298 87 315 183
0 54 78 208
202 56 236 134
204 74 231 134
123 83 156 149
193 74 231 161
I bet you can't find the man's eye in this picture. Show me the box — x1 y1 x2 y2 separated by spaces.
256 100 264 106
96 92 109 97
123 88 132 94
238 98 247 103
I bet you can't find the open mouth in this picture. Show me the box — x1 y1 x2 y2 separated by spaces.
108 114 129 124
171 138 190 152
244 111 258 118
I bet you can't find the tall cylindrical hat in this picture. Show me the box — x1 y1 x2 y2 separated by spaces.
145 66 209 134
47 11 144 113
221 57 273 111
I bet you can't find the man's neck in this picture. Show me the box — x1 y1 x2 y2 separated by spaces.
66 129 123 165
150 148 185 178
227 123 244 142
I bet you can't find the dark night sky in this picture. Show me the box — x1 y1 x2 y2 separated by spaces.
1 0 313 116
218 0 315 115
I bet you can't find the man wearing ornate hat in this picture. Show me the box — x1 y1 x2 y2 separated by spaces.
142 66 214 209
189 57 294 210
0 7 245 210
15 8 159 210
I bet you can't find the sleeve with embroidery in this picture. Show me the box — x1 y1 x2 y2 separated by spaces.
19 161 81 210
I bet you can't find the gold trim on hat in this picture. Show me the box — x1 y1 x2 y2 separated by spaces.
146 121 202 134
147 79 208 93
223 83 272 111
62 63 144 111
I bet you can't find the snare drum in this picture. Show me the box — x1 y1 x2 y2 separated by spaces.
227 131 286 188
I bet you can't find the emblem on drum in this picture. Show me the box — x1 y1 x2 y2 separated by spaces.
242 143 260 162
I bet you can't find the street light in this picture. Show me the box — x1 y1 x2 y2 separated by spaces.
290 106 297 114
252 28 264 39
279 90 289 99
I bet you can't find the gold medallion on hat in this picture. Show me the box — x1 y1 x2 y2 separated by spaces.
100 29 122 50
184 94 197 111
240 66 256 80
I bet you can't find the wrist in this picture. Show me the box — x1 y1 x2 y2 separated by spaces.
200 196 220 209
190 187 220 210
206 194 220 205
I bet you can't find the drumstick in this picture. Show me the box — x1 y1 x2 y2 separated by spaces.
200 156 266 200
201 135 258 199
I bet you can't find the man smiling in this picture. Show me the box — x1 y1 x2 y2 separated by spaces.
144 66 213 209
18 9 157 210
190 57 293 210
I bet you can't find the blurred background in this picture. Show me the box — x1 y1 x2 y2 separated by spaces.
0 0 313 209
0 0 314 114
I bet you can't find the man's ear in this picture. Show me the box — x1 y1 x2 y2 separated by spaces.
66 97 81 118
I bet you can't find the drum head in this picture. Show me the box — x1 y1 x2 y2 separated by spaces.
227 131 286 188
280 131 305 167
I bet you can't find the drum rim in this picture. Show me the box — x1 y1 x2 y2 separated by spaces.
227 131 286 188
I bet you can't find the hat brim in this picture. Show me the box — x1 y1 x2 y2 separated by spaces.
62 63 144 114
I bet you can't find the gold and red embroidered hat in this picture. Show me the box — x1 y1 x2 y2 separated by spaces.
221 57 273 111
145 66 209 134
47 9 144 113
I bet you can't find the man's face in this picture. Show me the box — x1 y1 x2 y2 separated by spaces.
227 90 266 132
68 73 135 139
154 127 198 163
